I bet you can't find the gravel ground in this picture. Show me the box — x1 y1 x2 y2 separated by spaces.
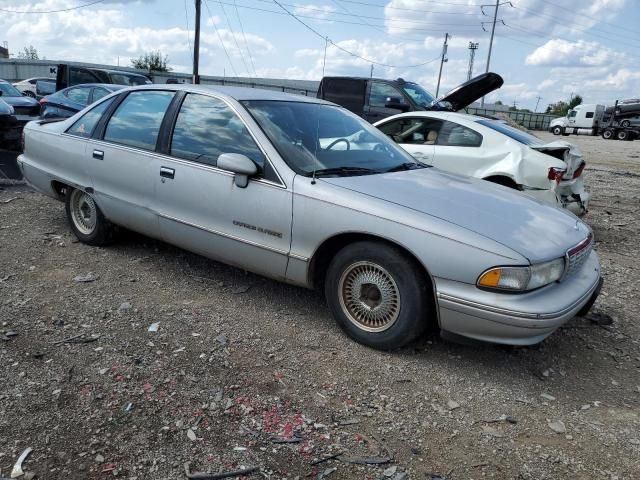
1 132 639 480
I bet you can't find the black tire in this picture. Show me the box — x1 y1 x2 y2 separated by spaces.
324 241 431 350
602 129 614 140
23 91 36 98
552 126 562 135
65 187 114 246
620 119 631 128
617 130 629 141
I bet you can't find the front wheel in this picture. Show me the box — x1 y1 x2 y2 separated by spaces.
620 119 631 128
324 241 431 350
65 187 114 246
552 126 562 135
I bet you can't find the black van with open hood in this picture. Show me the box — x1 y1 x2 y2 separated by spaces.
317 72 503 123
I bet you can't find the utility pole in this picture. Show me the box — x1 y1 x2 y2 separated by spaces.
193 0 201 84
435 32 449 98
322 36 328 78
534 95 542 113
480 1 512 106
370 64 374 79
467 42 479 81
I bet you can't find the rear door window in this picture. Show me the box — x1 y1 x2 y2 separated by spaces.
65 86 91 105
91 87 111 103
436 121 482 147
170 93 270 177
103 91 174 150
67 97 116 138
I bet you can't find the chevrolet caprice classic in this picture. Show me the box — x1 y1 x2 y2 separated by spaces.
18 85 602 349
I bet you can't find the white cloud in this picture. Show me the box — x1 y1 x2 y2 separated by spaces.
293 4 336 20
525 39 625 67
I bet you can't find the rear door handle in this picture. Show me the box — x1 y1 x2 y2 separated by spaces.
160 166 175 179
92 150 104 160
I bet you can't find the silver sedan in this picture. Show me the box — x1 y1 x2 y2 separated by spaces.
18 85 602 350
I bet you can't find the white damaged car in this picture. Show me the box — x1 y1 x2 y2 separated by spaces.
375 111 590 215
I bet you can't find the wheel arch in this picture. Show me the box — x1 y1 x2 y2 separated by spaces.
307 231 439 326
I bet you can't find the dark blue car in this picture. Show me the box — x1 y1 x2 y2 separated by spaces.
40 84 126 119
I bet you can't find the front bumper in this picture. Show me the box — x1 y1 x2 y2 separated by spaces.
435 250 601 345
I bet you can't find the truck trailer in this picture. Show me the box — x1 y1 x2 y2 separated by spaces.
549 101 639 140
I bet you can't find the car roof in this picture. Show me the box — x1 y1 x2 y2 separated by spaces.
387 110 487 122
127 84 333 104
93 69 150 77
62 83 126 90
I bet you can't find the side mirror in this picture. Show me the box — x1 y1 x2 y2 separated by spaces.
218 153 257 188
384 96 409 112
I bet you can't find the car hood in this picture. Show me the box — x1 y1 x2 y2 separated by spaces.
1 95 39 108
322 168 590 263
430 72 504 111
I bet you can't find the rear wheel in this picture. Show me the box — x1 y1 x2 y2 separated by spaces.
552 126 562 135
602 129 614 140
65 187 114 246
324 241 431 350
617 130 629 141
620 119 631 128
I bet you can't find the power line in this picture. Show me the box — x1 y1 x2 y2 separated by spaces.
338 0 484 15
203 0 239 77
215 0 253 77
535 0 637 36
213 0 482 33
0 0 105 13
233 0 257 76
271 0 442 68
184 0 193 59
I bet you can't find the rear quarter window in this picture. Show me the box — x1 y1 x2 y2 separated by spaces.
67 97 116 138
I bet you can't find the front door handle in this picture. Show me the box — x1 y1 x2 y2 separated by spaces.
92 150 104 160
160 166 175 179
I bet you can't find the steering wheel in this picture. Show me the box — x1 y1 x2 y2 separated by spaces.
325 138 351 151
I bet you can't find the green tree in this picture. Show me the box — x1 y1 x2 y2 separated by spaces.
494 100 503 105
17 45 39 60
131 51 172 73
568 94 583 110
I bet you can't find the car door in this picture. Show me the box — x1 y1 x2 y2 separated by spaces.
86 89 175 237
430 119 484 174
377 116 441 164
153 92 292 279
365 81 409 123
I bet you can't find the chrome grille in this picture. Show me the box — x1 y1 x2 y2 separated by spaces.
565 234 593 278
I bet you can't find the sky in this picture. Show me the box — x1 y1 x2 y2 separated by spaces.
1 0 638 110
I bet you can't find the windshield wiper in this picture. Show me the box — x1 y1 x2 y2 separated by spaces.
312 167 376 177
385 162 429 172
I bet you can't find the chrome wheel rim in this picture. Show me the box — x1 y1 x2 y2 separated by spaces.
338 261 401 332
70 190 97 235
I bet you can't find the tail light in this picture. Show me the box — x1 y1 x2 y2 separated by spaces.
548 167 566 183
39 97 48 105
573 162 586 179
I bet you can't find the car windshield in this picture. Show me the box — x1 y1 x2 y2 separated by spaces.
476 119 543 146
242 100 421 177
402 83 435 108
0 83 23 97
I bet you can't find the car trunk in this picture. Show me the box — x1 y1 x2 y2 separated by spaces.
530 141 585 179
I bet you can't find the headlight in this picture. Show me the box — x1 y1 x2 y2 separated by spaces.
477 258 565 292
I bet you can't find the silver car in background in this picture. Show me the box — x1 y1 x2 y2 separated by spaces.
18 85 602 350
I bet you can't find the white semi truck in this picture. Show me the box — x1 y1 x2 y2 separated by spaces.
549 101 640 140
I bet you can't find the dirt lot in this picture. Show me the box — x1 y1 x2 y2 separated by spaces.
1 132 639 480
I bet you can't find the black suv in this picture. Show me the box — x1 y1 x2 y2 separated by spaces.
317 73 503 123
